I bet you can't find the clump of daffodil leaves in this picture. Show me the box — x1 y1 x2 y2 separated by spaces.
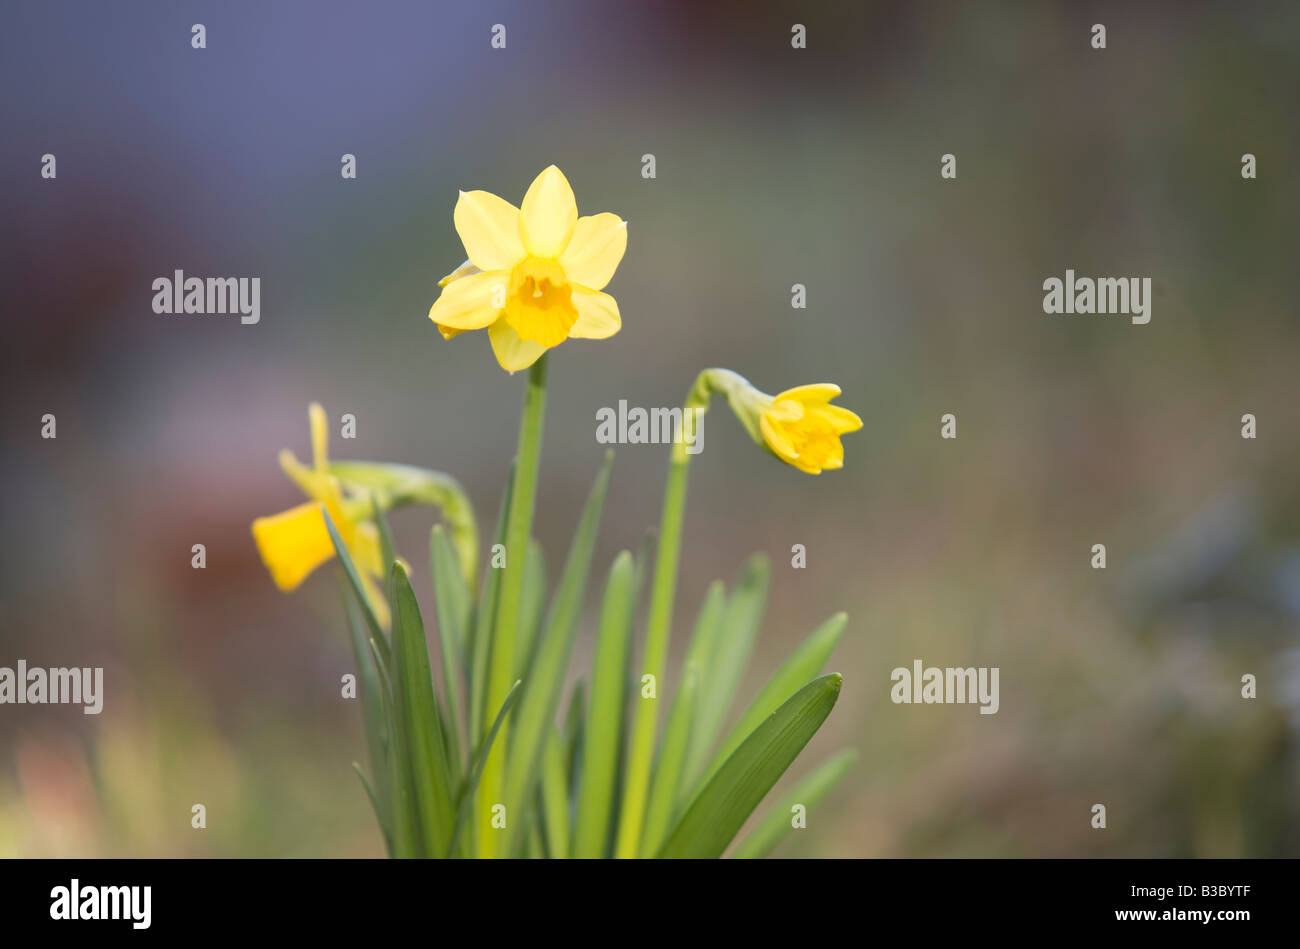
252 165 863 858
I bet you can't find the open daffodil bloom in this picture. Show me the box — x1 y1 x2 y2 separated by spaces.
251 404 388 624
429 165 627 372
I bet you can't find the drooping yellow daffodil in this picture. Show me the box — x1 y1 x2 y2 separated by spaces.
681 369 862 475
251 403 389 624
429 165 627 373
757 384 863 474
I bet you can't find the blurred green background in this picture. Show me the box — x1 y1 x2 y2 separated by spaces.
2 0 1298 857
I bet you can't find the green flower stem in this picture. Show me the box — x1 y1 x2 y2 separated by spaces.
615 371 734 857
327 460 479 594
478 354 548 858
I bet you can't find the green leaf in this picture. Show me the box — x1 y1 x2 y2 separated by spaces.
447 678 521 858
682 555 770 791
562 679 586 793
573 550 635 858
470 463 514 749
516 538 547 679
430 525 468 774
696 612 846 792
527 822 546 859
368 635 416 858
339 573 391 839
390 561 456 857
352 762 393 857
639 662 700 857
502 450 614 856
323 506 390 670
658 673 843 859
539 730 571 859
729 750 857 859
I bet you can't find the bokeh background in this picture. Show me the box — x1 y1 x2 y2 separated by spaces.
2 0 1298 857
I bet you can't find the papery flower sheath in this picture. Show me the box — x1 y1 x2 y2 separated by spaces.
251 403 389 623
429 165 627 372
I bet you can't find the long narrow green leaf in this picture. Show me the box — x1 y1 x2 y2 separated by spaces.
639 662 700 857
368 636 415 858
527 822 546 859
696 612 847 792
502 450 614 856
563 679 586 792
658 673 843 859
323 507 390 670
516 538 547 679
682 556 770 790
539 730 571 859
352 762 393 857
339 574 391 838
391 561 456 857
669 581 726 814
729 750 857 859
573 550 635 858
447 678 521 858
470 463 514 748
430 525 468 773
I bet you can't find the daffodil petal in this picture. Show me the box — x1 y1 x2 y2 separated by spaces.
428 270 507 330
454 190 526 271
559 213 627 291
437 323 466 340
488 317 547 373
769 382 842 405
569 288 622 339
813 404 863 434
768 399 804 422
774 383 841 405
759 414 799 463
520 165 578 258
252 501 337 591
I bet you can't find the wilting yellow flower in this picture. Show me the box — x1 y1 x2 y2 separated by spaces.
429 165 627 372
758 384 862 474
251 404 388 623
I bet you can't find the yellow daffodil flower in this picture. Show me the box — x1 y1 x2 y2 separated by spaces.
251 403 389 624
429 165 627 372
757 384 863 474
682 369 862 474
